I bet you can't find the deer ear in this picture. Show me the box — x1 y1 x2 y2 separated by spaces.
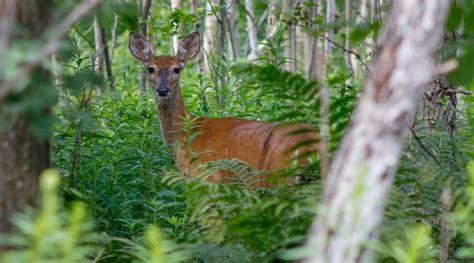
129 32 152 62
177 32 200 63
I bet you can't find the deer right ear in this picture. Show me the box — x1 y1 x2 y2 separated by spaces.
129 32 152 62
177 32 201 63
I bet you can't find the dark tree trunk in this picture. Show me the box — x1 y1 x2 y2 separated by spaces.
0 0 53 237
0 114 50 234
101 27 116 91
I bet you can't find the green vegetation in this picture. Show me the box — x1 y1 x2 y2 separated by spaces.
1 0 474 262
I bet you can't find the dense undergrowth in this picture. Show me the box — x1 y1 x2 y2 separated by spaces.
3 53 472 261
2 1 474 262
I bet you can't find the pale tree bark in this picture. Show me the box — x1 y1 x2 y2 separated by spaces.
282 0 295 72
51 54 62 87
292 3 301 72
171 0 184 54
363 0 375 60
306 0 320 79
244 0 258 59
303 0 451 262
190 0 198 13
369 0 376 21
345 0 355 76
266 0 278 40
110 14 119 64
262 0 279 64
218 0 226 108
190 0 205 73
93 15 104 75
351 0 369 76
359 0 369 22
318 0 336 178
227 0 240 58
324 0 336 72
139 0 152 97
306 0 329 180
203 0 218 73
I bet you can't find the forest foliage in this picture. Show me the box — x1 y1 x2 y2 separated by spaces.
1 0 474 262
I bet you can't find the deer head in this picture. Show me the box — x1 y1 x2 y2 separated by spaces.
129 32 200 98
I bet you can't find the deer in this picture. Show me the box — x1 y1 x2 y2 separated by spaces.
129 31 325 185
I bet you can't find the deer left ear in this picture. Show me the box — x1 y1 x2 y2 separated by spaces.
129 32 153 62
177 32 200 63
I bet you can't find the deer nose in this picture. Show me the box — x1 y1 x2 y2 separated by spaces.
156 81 170 97
157 88 170 97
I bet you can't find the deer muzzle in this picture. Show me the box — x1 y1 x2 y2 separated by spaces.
156 69 171 97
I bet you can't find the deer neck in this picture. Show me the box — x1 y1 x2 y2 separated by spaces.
156 85 187 153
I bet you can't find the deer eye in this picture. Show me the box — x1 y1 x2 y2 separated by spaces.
173 67 181 74
147 67 155 74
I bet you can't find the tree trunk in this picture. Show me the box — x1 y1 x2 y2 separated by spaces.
303 0 451 262
344 0 355 76
282 0 295 71
110 14 118 64
190 0 205 73
171 0 183 54
190 0 198 14
93 15 104 75
305 0 329 180
93 15 115 91
417 31 458 134
266 0 278 40
0 0 53 237
203 0 218 73
227 0 240 58
352 0 368 76
218 0 226 108
139 0 152 97
101 27 115 91
304 0 317 76
317 0 335 179
0 0 17 75
244 0 258 59
324 0 336 70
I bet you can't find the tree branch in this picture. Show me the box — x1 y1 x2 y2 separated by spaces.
319 33 372 72
409 127 441 165
0 0 100 100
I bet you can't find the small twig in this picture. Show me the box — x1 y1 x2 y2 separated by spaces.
319 34 372 72
409 127 441 165
235 0 262 37
445 89 473 95
207 0 223 24
235 0 255 25
73 26 95 48
0 0 100 100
